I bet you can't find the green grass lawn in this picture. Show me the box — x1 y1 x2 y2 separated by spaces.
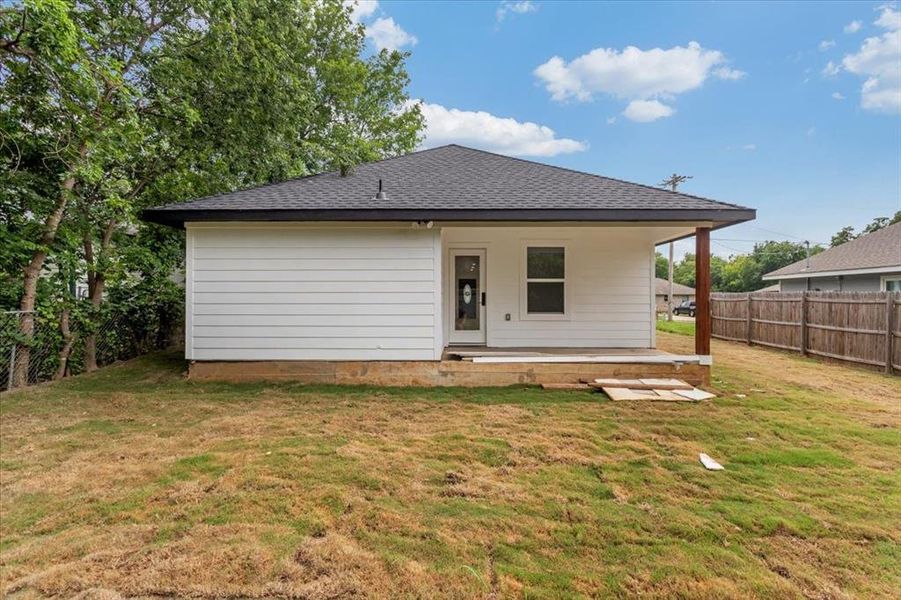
656 317 696 336
1 334 899 598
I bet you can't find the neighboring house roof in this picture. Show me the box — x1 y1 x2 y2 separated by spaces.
654 278 695 296
763 222 901 280
141 144 755 227
758 283 781 292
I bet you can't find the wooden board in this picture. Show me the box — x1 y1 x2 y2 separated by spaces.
601 387 700 402
673 388 717 401
592 378 692 390
471 355 705 365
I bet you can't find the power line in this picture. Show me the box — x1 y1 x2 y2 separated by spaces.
746 224 808 242
713 237 829 245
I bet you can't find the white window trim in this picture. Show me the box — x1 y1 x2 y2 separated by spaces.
520 241 570 321
880 275 901 291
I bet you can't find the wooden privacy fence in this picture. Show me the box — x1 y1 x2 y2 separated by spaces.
710 291 901 375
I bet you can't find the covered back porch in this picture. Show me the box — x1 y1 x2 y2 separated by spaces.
437 222 713 360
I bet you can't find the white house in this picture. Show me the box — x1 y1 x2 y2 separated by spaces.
142 145 754 385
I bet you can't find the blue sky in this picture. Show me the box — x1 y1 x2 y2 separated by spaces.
349 1 901 258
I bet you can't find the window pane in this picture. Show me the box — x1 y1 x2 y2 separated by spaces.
887 279 901 292
527 247 564 279
528 282 564 313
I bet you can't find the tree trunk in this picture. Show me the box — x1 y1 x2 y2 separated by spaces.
12 166 82 388
82 275 105 372
82 220 115 372
54 308 76 380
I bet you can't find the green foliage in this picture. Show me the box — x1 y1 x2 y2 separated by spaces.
831 226 856 247
654 252 669 279
1 0 424 381
670 240 823 292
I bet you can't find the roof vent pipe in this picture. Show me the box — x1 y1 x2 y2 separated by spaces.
374 179 388 201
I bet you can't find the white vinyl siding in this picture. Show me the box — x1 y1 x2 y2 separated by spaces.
444 227 656 348
187 225 441 361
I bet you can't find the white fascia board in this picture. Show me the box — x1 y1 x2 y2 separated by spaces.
762 265 901 281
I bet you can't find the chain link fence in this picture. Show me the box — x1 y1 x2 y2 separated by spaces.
1 304 181 391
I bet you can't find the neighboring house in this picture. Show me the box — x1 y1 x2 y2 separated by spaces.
142 145 754 384
654 278 695 313
762 222 901 292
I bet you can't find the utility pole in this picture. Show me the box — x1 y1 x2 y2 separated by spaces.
660 173 693 322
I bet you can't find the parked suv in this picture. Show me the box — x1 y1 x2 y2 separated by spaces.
673 300 696 317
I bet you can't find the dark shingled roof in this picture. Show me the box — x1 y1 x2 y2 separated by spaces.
141 144 755 227
764 221 901 279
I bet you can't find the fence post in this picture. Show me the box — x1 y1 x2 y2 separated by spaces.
746 293 752 345
800 292 808 356
886 292 895 375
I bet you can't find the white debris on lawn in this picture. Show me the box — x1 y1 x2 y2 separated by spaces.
673 388 716 401
699 453 725 471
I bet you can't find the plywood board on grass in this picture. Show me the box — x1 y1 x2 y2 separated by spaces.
601 387 701 402
592 378 692 390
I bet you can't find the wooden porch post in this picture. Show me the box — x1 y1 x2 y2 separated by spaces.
695 227 711 355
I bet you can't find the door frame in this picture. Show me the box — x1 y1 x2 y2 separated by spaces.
446 248 487 345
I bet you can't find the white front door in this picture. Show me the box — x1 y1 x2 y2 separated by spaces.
448 249 487 344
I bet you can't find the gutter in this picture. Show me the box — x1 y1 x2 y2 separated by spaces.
141 207 757 229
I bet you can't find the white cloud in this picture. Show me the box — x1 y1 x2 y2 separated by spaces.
714 66 746 80
844 20 863 34
822 60 841 76
343 1 417 52
832 91 846 100
841 6 901 113
415 101 587 157
496 1 538 22
533 42 743 122
606 116 617 124
622 99 675 122
366 16 417 51
819 39 836 51
875 5 901 30
741 143 756 150
346 0 378 23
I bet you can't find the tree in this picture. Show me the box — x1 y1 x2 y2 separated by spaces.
670 240 817 293
2 0 424 383
831 226 856 247
655 252 669 279
2 0 202 382
749 240 821 281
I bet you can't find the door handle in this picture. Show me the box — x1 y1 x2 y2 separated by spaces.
481 292 486 306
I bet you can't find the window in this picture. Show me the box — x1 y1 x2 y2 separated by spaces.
524 246 566 317
882 276 901 292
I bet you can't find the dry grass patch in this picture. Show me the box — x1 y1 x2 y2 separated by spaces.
1 336 899 598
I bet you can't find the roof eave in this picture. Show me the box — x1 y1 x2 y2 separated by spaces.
141 207 757 229
762 265 901 280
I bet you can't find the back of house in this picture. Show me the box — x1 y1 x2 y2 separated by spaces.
142 145 754 384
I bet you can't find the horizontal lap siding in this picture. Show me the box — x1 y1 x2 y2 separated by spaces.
188 226 439 361
443 227 655 348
